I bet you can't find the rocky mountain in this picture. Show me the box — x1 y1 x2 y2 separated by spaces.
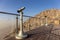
23 9 60 31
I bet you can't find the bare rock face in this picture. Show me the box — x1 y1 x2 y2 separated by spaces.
23 9 60 31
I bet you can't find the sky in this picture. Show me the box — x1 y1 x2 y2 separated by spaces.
0 0 60 16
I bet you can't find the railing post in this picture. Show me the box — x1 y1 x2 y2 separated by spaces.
16 15 18 34
41 18 43 26
15 7 27 39
28 18 30 31
45 16 48 26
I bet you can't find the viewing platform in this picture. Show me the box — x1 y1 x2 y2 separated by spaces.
0 8 60 40
5 24 60 40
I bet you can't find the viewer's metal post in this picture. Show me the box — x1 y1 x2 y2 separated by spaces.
15 7 27 39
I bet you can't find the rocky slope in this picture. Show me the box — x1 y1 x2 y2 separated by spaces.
23 9 60 31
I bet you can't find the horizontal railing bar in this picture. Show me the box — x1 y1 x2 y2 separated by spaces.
0 11 32 17
0 12 18 15
0 11 58 20
0 11 40 19
0 11 19 15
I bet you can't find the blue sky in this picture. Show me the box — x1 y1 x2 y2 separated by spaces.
0 0 60 16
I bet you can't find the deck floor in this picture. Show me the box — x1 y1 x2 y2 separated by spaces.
5 24 60 40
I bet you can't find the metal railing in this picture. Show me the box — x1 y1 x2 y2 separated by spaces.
0 11 43 40
0 11 60 40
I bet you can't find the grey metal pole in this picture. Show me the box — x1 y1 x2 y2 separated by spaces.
15 7 27 39
16 15 18 34
18 12 23 36
45 16 48 26
41 18 43 26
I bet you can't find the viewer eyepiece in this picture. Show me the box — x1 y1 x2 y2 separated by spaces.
17 7 25 13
